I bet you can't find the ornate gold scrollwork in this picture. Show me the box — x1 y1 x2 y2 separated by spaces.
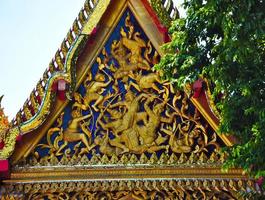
0 96 20 159
0 0 109 160
27 12 221 167
2 179 257 200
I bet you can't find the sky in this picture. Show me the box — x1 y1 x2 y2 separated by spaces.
0 0 185 120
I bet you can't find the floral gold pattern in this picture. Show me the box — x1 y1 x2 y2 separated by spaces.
25 12 223 167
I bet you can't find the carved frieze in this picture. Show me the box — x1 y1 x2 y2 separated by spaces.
2 179 257 200
17 10 225 169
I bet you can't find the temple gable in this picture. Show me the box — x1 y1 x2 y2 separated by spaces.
1 1 258 199
15 9 226 169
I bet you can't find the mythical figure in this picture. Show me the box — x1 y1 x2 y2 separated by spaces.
94 131 122 156
99 91 146 134
97 91 147 153
111 40 131 80
161 120 210 154
120 28 150 70
110 14 152 82
134 96 175 153
97 92 178 154
73 64 112 112
62 109 94 151
128 72 165 94
161 122 193 153
26 11 222 166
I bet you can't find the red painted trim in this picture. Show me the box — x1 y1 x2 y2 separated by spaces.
140 0 171 43
193 88 237 144
51 81 58 92
16 134 23 142
88 27 97 45
0 160 10 179
0 141 4 149
58 90 66 101
192 79 203 98
195 91 219 125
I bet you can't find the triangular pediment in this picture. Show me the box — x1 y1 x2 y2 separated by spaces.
14 7 227 169
3 1 257 199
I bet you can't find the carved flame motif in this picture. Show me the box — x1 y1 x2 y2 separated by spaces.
29 11 221 166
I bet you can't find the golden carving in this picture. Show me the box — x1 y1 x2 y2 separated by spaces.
204 78 221 119
36 80 44 100
1 0 107 160
23 105 32 121
25 13 224 168
73 63 112 112
2 178 258 199
82 0 111 34
30 92 39 113
0 10 92 159
2 3 256 200
0 127 20 160
55 51 64 71
62 110 93 151
110 14 154 82
20 34 87 134
0 96 20 159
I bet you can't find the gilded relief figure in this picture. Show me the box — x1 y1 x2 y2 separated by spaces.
111 40 131 80
121 14 151 70
107 91 147 134
94 131 122 156
128 72 165 94
161 119 212 154
134 96 175 153
97 107 125 136
110 14 152 81
73 66 112 112
161 122 194 153
108 125 139 154
120 28 150 70
62 110 94 151
30 11 223 165
97 93 177 154
97 91 147 153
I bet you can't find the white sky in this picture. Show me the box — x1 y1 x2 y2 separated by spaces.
0 0 185 120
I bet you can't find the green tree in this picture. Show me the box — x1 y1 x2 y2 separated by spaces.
156 0 265 185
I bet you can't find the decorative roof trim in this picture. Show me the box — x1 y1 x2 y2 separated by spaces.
0 0 112 160
148 0 179 27
12 0 104 128
2 0 236 162
2 177 259 197
20 35 88 134
18 0 112 134
12 0 177 133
